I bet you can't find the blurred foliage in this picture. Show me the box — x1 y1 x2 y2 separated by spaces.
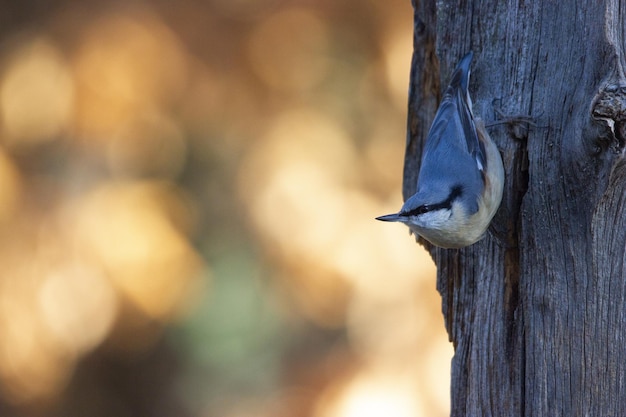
0 1 451 416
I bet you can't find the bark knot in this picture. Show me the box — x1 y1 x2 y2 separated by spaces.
592 83 626 152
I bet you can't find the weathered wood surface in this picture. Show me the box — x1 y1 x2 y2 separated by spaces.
405 1 626 415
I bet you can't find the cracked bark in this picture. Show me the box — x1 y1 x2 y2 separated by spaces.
405 1 626 416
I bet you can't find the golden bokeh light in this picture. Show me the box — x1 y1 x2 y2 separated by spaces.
239 108 357 242
420 337 454 414
71 181 204 322
0 212 109 403
0 271 73 403
38 262 117 356
0 148 21 222
239 108 358 325
0 175 205 404
364 122 407 189
0 37 74 145
316 367 423 417
382 25 414 112
72 8 189 141
247 7 331 92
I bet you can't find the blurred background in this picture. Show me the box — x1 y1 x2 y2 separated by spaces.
0 0 451 416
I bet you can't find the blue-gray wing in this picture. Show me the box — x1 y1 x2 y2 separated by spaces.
415 52 486 214
424 52 486 174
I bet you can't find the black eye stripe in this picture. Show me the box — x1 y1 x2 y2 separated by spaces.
401 185 463 217
406 205 430 216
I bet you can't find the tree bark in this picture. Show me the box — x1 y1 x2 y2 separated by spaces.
405 1 626 416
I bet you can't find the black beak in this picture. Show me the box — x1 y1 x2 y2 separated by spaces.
375 213 402 222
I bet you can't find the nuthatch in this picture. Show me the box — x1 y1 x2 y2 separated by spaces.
376 52 504 248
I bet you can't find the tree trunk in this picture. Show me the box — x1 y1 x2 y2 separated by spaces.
406 1 626 416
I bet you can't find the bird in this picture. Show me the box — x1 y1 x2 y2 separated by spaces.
376 52 504 248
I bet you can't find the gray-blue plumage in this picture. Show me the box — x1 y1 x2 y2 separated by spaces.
405 51 485 216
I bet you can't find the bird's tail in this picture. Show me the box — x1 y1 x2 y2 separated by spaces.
449 51 473 94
